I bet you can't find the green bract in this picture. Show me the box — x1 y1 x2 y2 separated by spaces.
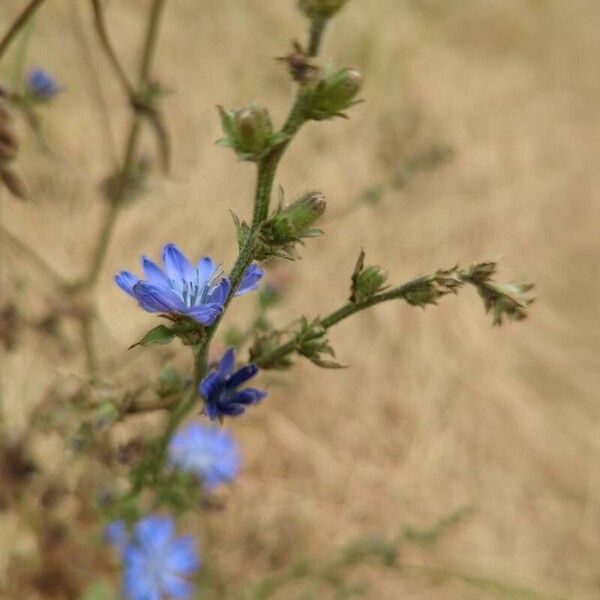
306 66 363 121
217 104 288 161
261 190 326 246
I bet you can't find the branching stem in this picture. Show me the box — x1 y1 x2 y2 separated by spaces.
0 0 47 61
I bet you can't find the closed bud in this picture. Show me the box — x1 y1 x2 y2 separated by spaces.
350 250 387 303
306 66 363 121
354 266 388 302
218 104 288 162
298 0 350 19
261 191 326 247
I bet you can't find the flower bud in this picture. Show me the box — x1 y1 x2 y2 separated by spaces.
349 250 387 303
353 266 388 303
306 66 362 121
218 104 287 162
261 191 326 246
298 0 350 19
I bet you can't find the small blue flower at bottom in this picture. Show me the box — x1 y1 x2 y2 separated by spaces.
26 68 63 100
169 421 241 490
106 515 200 600
200 348 267 420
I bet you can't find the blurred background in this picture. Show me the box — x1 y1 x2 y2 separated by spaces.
1 0 599 598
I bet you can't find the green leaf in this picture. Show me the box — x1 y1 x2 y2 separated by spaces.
129 324 175 349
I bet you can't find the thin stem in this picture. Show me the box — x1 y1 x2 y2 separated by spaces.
89 0 136 98
80 309 98 377
154 14 329 446
307 17 327 57
84 0 168 289
0 0 47 61
253 275 431 368
84 118 142 288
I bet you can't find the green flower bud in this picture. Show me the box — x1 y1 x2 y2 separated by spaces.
261 191 326 246
298 0 350 19
217 104 288 161
306 66 363 121
349 250 388 303
353 266 388 303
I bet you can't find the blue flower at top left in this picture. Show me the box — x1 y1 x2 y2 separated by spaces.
115 243 263 326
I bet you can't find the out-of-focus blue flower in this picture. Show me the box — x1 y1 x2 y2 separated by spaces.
169 421 241 490
115 243 263 326
105 520 128 553
200 348 267 419
26 68 63 100
107 515 200 600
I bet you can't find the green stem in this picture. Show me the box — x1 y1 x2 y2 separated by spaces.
0 0 47 62
83 0 167 289
156 14 328 442
90 0 136 98
253 275 431 368
307 17 327 57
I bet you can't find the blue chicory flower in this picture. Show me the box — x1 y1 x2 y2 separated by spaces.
115 243 263 326
26 68 63 100
200 347 267 420
106 515 200 600
169 421 241 490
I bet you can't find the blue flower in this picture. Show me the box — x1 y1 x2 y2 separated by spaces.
115 243 263 326
107 515 200 600
169 421 241 490
200 348 267 420
26 68 63 100
104 520 128 553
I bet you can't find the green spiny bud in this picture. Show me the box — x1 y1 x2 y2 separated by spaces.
306 66 362 121
350 250 388 303
298 0 350 19
354 266 388 303
217 104 288 161
261 190 326 247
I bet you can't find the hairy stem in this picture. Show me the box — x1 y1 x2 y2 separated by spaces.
253 275 432 368
0 0 47 61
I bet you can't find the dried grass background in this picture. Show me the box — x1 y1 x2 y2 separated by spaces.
1 0 600 598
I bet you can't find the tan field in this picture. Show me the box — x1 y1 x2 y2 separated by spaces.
1 0 600 598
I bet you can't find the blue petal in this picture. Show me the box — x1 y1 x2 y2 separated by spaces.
133 282 185 313
196 256 217 288
218 402 247 417
104 520 128 552
115 271 139 297
134 515 174 550
235 263 264 296
162 574 195 599
199 372 222 401
218 348 236 378
225 364 258 389
205 400 220 421
142 256 169 287
165 536 200 574
208 277 231 306
163 244 195 284
231 388 267 405
185 303 222 325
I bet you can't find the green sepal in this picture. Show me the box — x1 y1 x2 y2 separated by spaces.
129 324 175 349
